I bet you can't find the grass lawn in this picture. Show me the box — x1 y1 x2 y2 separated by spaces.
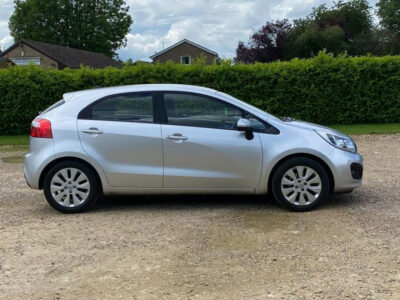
0 136 29 163
0 123 399 147
0 135 29 146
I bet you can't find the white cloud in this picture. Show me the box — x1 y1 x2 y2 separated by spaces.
121 0 336 61
0 0 379 60
0 35 13 50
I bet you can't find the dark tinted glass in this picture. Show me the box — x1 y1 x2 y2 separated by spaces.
243 112 268 131
164 93 243 130
164 93 274 132
90 94 153 122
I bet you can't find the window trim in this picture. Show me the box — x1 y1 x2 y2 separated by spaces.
180 55 191 65
77 92 159 124
158 91 279 134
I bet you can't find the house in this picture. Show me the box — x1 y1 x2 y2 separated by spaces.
150 39 218 65
0 39 121 69
0 56 15 68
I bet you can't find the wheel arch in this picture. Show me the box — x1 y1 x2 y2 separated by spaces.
39 156 103 193
267 153 335 194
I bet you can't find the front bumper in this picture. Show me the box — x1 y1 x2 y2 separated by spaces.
329 149 363 193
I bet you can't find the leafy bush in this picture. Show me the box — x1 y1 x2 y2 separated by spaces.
1 52 400 134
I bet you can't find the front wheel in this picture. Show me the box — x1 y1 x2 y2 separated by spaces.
271 157 330 211
43 161 100 213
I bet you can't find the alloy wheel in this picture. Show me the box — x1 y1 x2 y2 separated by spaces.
280 165 322 206
50 168 90 207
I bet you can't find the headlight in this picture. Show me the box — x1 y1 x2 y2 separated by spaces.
315 130 357 153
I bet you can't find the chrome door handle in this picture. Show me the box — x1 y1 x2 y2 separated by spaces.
82 128 103 134
167 134 188 141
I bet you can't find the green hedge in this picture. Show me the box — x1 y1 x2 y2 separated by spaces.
1 52 400 134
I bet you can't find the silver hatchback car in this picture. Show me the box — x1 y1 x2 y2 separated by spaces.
24 84 363 213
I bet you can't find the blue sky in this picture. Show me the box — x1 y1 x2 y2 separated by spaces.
0 0 379 61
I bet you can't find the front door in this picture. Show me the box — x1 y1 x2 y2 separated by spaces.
161 92 263 190
77 92 163 188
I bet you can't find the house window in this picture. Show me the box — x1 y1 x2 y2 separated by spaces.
10 57 41 66
180 55 191 65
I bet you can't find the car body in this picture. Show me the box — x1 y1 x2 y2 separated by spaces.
24 84 363 213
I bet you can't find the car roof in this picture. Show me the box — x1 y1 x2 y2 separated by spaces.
57 83 278 124
63 84 219 102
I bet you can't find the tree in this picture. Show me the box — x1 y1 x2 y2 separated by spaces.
287 0 373 58
124 58 134 66
376 0 400 54
234 20 291 63
235 0 376 63
377 0 400 32
311 0 372 42
9 0 133 57
288 24 348 58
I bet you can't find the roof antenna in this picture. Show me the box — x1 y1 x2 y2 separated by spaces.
162 42 165 50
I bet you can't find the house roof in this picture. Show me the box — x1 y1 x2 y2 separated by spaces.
0 39 121 69
0 56 10 63
0 56 15 66
150 39 218 59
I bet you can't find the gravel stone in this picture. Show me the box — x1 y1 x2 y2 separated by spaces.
0 134 400 299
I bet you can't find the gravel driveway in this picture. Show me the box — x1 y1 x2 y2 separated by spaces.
0 134 400 299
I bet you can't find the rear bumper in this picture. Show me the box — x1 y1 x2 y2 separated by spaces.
24 152 42 189
23 137 55 190
23 167 32 188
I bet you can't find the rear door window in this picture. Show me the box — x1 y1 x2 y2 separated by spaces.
79 93 154 123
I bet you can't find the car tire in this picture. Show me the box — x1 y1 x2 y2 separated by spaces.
271 157 330 212
43 161 100 213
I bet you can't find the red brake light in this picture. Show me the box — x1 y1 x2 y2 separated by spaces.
30 118 53 138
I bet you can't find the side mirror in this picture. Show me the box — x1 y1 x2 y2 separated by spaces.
236 118 254 140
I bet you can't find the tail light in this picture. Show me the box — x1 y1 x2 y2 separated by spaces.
30 118 53 138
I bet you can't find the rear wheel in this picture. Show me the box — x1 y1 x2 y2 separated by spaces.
271 157 330 211
43 161 100 213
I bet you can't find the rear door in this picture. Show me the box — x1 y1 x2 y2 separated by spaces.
77 92 163 188
160 92 263 190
